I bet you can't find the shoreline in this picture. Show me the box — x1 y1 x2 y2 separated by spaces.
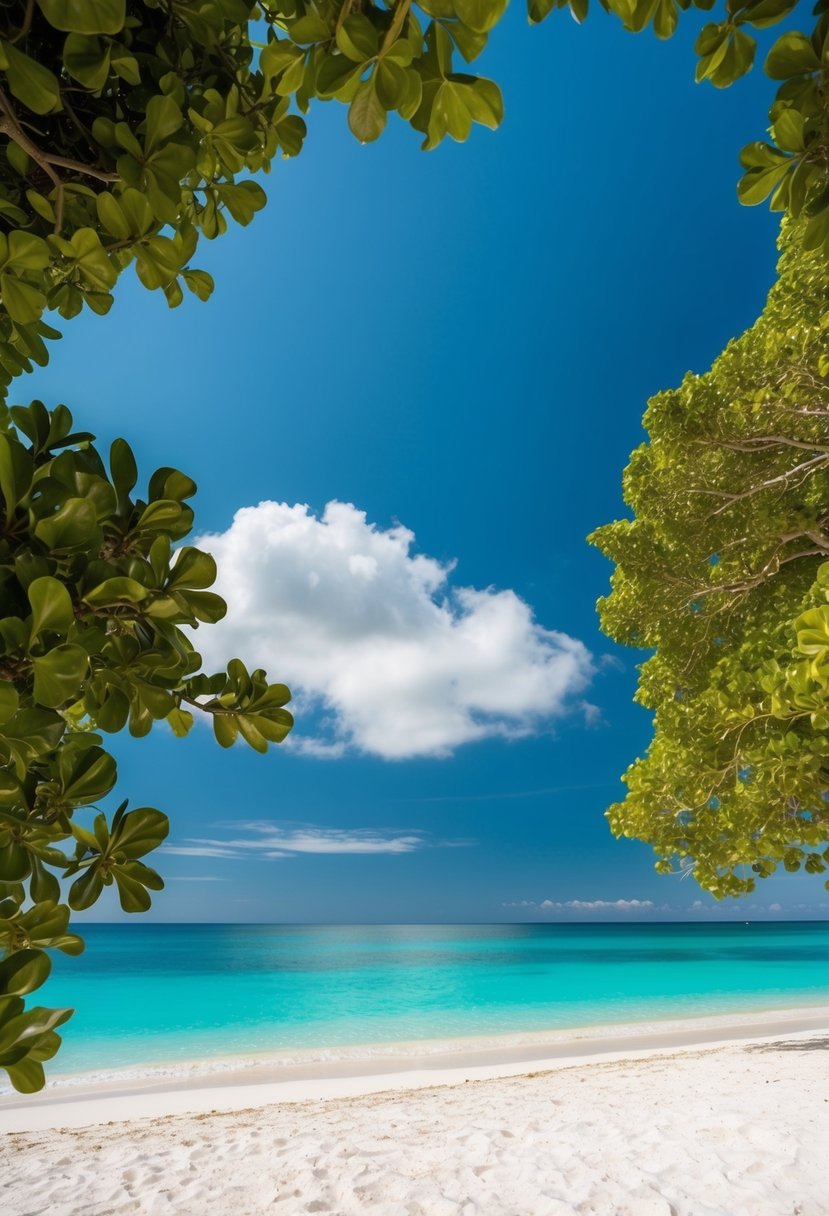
2 1002 827 1133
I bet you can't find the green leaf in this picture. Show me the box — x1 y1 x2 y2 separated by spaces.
67 867 104 911
31 644 88 708
167 547 217 590
60 745 117 803
0 433 30 511
82 577 149 607
453 0 509 30
213 714 239 747
375 60 408 110
741 0 797 29
93 687 129 732
109 436 138 494
67 228 117 291
349 79 387 143
112 807 169 858
237 714 268 752
462 77 503 129
0 682 20 725
30 857 61 903
6 232 50 272
0 949 51 997
112 867 152 913
63 34 112 91
737 155 791 205
1 43 61 114
764 31 820 79
337 14 380 62
148 468 197 502
528 0 556 22
710 29 755 86
772 108 805 153
0 839 30 881
289 14 332 42
0 274 46 325
36 0 125 34
34 498 101 552
28 576 75 639
117 188 154 236
653 0 678 40
4 1058 46 1093
143 95 184 153
445 22 488 62
136 499 186 532
166 706 194 737
181 269 214 302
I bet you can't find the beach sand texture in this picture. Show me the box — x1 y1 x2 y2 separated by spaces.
3 1030 827 1216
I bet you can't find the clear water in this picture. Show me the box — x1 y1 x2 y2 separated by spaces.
42 921 829 1074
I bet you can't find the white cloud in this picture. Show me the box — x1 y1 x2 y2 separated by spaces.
162 822 444 861
193 501 594 759
504 898 656 912
167 876 227 882
768 902 782 912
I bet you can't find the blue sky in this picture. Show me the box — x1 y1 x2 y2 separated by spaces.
22 7 827 921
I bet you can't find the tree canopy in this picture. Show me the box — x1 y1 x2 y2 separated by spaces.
2 0 829 1092
592 224 829 899
0 399 293 1090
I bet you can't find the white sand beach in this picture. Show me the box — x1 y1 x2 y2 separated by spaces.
2 1009 828 1216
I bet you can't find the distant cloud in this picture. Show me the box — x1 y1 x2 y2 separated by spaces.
504 898 656 912
163 822 454 861
166 875 227 882
193 501 595 760
544 899 655 911
768 903 782 912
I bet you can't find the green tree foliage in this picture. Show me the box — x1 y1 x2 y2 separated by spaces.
592 225 829 899
0 400 292 1090
0 0 828 395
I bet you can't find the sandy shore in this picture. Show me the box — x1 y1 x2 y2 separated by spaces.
3 1009 828 1215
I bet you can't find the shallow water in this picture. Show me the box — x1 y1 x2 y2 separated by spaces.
43 921 829 1073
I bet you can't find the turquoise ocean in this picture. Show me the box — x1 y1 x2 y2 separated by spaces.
44 921 829 1076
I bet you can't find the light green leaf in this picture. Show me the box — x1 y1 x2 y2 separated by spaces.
82 577 149 607
452 0 509 32
63 34 111 91
337 14 380 62
764 31 820 79
0 681 19 725
36 0 125 34
1 42 61 114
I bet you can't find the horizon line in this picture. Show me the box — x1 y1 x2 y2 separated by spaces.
77 918 829 927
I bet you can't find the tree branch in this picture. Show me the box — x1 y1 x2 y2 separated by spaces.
0 91 65 231
699 434 829 454
9 0 36 45
688 453 829 515
0 86 117 236
379 0 412 55
695 546 827 599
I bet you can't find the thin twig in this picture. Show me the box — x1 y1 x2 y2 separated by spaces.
9 0 36 45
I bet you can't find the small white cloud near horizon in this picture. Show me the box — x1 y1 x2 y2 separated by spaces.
504 898 657 912
162 821 455 861
193 501 595 760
